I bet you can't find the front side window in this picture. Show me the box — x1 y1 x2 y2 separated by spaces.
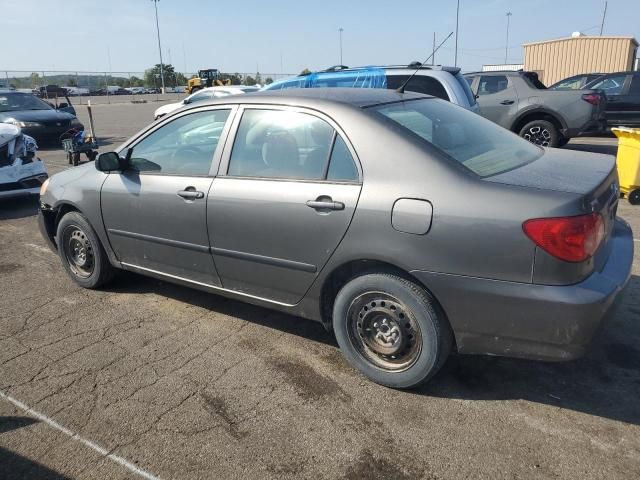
551 76 584 90
129 109 230 175
228 109 358 182
372 98 542 178
477 75 509 95
589 75 628 95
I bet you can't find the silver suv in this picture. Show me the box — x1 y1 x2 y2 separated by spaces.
263 64 479 112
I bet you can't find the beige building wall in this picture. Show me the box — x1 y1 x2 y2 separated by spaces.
523 36 638 85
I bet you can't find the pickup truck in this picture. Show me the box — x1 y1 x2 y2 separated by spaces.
464 71 606 147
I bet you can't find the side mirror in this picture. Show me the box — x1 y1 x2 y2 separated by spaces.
96 152 123 172
58 102 69 109
183 98 189 104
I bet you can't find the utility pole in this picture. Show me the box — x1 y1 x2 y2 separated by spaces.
151 0 165 94
600 1 608 35
505 11 512 64
339 28 344 65
454 0 460 67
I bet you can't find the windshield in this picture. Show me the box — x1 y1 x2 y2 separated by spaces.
0 93 53 112
371 99 542 177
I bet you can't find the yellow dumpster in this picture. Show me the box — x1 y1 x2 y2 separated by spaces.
612 127 640 205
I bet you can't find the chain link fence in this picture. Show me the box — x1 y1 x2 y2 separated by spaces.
1 70 296 104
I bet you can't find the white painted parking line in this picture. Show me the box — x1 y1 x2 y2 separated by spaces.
0 390 160 480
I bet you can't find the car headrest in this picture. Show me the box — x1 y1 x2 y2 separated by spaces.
434 123 466 150
262 131 299 175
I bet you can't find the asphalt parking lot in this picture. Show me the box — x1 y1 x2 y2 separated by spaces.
1 101 640 479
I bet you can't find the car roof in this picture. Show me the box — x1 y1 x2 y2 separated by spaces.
190 87 428 109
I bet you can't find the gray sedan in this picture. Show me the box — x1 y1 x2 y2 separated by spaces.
38 89 633 389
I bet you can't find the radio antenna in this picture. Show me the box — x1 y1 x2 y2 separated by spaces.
397 31 454 93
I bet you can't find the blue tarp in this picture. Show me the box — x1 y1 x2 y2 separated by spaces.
265 67 387 91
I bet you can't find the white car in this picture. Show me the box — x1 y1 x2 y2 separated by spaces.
153 86 259 120
0 123 47 199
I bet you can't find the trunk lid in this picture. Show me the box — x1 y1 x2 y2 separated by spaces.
486 148 619 282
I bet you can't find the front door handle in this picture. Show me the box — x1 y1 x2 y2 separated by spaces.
500 100 515 105
306 199 345 211
177 187 204 200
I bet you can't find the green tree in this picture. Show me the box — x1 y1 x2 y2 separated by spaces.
244 75 256 86
30 72 42 88
265 77 274 85
255 72 262 85
144 63 177 88
300 68 311 75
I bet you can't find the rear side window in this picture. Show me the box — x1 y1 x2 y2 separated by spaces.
228 109 358 182
477 75 508 95
386 75 449 100
371 99 542 177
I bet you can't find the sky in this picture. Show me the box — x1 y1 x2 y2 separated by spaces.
1 0 639 76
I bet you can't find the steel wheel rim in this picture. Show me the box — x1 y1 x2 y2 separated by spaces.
62 225 95 278
523 126 551 147
346 292 422 371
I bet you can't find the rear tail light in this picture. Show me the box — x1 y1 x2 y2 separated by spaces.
523 213 605 262
581 93 601 106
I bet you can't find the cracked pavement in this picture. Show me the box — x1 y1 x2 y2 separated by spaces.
1 102 639 479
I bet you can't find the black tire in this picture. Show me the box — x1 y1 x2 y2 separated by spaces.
628 189 640 205
519 119 559 147
56 211 116 289
332 273 452 389
72 152 80 166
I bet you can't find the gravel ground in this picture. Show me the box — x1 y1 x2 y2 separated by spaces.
0 102 639 480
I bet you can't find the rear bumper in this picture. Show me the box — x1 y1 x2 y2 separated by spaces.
566 118 607 138
411 218 633 361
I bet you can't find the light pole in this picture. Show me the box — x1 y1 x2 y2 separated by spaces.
454 0 460 67
339 28 344 65
151 0 165 93
505 11 512 64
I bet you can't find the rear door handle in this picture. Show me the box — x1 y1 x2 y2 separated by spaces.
177 188 204 200
306 200 345 211
500 100 515 105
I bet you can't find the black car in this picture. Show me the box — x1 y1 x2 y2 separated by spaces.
585 71 640 128
0 91 84 144
548 73 604 91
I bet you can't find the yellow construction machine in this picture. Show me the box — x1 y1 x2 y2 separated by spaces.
186 69 231 94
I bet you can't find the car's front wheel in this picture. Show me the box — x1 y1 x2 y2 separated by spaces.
519 119 559 147
333 273 452 389
56 211 116 289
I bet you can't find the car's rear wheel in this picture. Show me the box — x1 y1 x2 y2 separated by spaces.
333 273 452 389
519 120 559 147
56 211 115 289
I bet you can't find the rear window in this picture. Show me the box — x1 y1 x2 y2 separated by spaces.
371 99 542 177
454 72 477 106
